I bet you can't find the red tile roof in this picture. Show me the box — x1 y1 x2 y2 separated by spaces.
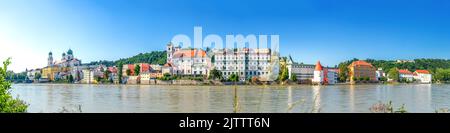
349 60 374 67
108 67 118 73
315 61 323 71
173 49 207 58
164 63 173 67
398 69 413 75
126 64 135 75
415 70 430 74
139 63 151 72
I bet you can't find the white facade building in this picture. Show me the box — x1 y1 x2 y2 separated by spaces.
414 70 432 84
162 63 173 75
376 68 386 80
212 48 272 81
312 61 337 85
166 43 210 76
399 69 414 81
326 69 338 84
82 69 94 84
26 69 41 81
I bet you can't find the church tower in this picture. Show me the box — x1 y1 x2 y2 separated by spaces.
166 42 181 63
67 49 74 60
166 43 174 63
48 52 53 67
62 53 66 60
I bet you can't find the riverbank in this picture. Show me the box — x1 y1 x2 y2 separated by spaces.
14 81 441 87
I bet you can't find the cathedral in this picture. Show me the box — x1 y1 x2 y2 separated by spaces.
48 49 82 67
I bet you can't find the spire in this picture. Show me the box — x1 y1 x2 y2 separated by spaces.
315 61 323 71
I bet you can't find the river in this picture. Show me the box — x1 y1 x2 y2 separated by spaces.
10 84 450 113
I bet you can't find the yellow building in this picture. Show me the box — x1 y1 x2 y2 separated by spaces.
82 69 97 84
41 66 60 81
348 60 377 83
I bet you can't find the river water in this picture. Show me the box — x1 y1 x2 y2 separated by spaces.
10 84 450 113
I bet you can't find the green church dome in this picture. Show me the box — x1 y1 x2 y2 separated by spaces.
67 49 73 55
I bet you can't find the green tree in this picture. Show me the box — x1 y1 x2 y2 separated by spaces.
379 76 387 82
338 64 349 82
126 69 131 76
104 69 111 80
290 73 297 82
279 65 289 82
85 51 168 67
338 58 359 83
211 55 215 63
358 77 364 81
160 73 172 80
364 77 370 81
229 73 239 82
95 76 102 83
134 64 141 76
118 63 123 84
68 75 74 83
208 68 223 80
84 60 115 67
34 73 41 80
0 58 28 112
114 51 167 66
340 58 450 78
433 68 450 83
388 68 399 82
400 78 407 83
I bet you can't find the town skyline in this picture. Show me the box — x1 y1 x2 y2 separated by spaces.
2 0 450 72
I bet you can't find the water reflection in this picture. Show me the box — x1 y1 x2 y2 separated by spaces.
10 84 450 113
349 85 355 112
287 86 292 113
311 86 321 113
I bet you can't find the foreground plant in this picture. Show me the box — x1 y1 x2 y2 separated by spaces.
435 108 449 113
0 58 28 113
59 104 83 113
369 101 407 113
287 93 321 113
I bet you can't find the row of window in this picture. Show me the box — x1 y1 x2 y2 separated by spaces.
175 70 205 75
216 66 267 71
223 71 268 76
293 65 315 68
215 56 270 60
174 59 206 63
215 61 269 65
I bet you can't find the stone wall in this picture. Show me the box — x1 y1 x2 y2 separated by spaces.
141 79 150 85
172 80 203 85
155 80 172 85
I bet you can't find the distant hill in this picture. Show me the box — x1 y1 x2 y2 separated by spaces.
339 58 450 72
84 51 167 67
336 58 450 82
83 60 115 67
366 58 450 72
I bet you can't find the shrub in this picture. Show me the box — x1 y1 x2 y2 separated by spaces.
0 58 28 112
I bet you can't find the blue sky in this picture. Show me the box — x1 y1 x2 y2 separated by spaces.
1 0 450 71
